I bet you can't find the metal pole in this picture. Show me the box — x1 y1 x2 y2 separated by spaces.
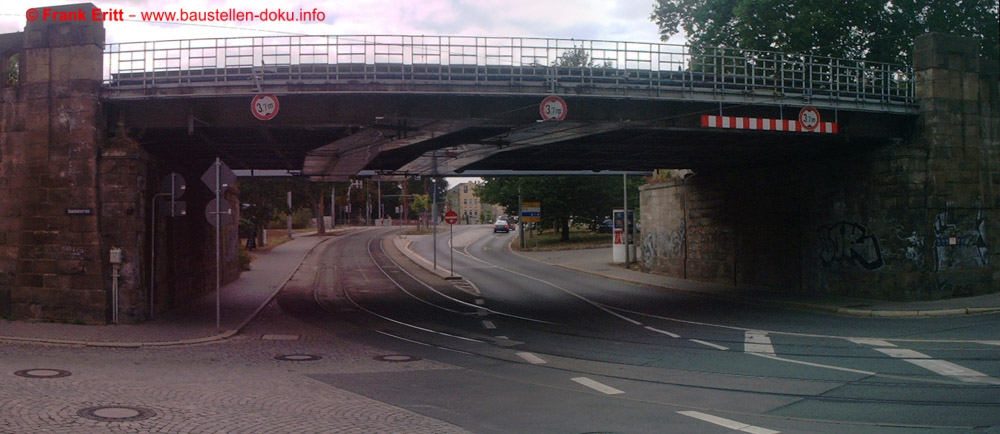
215 158 222 330
432 178 438 270
286 191 292 239
519 187 525 249
331 187 336 229
450 223 454 277
623 173 629 266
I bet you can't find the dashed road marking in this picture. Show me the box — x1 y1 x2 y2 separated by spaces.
678 410 780 434
644 325 681 338
691 339 729 351
481 320 496 329
515 352 547 365
571 377 625 395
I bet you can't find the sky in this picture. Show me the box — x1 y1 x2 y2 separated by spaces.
2 1 684 186
2 1 684 45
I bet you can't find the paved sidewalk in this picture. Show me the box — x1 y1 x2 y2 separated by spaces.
0 233 334 347
514 247 1000 318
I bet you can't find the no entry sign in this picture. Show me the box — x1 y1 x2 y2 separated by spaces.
444 210 459 225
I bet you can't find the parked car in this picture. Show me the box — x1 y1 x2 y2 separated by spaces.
597 219 614 233
493 220 510 233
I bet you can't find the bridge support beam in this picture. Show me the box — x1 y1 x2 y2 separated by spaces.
640 33 999 300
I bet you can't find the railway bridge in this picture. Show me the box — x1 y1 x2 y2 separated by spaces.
0 3 996 323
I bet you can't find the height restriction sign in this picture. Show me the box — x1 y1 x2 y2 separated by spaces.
251 94 280 121
539 96 567 121
798 106 821 131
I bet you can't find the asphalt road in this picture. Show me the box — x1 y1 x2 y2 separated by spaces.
299 226 1000 434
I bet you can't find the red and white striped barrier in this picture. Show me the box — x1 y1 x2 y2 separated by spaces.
701 115 838 133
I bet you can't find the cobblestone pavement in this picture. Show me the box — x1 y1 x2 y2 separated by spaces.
1 299 470 433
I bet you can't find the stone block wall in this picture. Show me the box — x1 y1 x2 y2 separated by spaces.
640 33 999 301
0 5 108 322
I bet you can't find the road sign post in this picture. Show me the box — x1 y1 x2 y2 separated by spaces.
201 158 236 329
444 210 459 277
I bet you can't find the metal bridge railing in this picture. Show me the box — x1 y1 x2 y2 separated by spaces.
102 35 915 112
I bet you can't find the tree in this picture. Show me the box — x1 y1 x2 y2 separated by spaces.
475 176 642 241
650 0 999 65
552 47 614 68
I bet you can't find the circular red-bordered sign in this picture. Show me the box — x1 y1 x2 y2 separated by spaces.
444 210 459 225
251 94 280 121
798 106 821 131
539 96 568 121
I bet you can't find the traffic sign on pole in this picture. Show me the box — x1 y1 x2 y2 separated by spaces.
444 210 459 225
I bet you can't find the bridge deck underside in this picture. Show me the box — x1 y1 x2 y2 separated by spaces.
105 93 910 177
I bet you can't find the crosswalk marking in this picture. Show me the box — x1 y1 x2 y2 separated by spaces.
744 331 775 356
873 346 1000 385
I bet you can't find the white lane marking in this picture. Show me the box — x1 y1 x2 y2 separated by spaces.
690 339 729 351
515 352 547 365
475 298 485 305
644 326 681 338
874 347 1000 385
847 338 896 347
744 330 775 356
571 377 625 395
874 348 929 359
678 410 780 434
747 353 877 376
481 320 496 329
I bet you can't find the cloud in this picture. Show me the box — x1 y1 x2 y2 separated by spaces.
2 0 669 43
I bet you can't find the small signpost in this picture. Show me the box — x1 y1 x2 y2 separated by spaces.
444 210 459 278
201 158 237 329
539 96 568 121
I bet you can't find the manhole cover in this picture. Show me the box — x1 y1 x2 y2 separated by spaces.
15 369 71 379
274 354 322 361
77 406 156 422
374 355 420 362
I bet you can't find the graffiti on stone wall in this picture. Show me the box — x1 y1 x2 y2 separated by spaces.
894 226 925 266
818 220 884 270
641 229 685 270
934 209 988 271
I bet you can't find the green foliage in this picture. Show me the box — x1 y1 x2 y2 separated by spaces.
475 176 642 241
552 47 614 68
650 0 999 65
409 193 430 215
3 54 17 87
